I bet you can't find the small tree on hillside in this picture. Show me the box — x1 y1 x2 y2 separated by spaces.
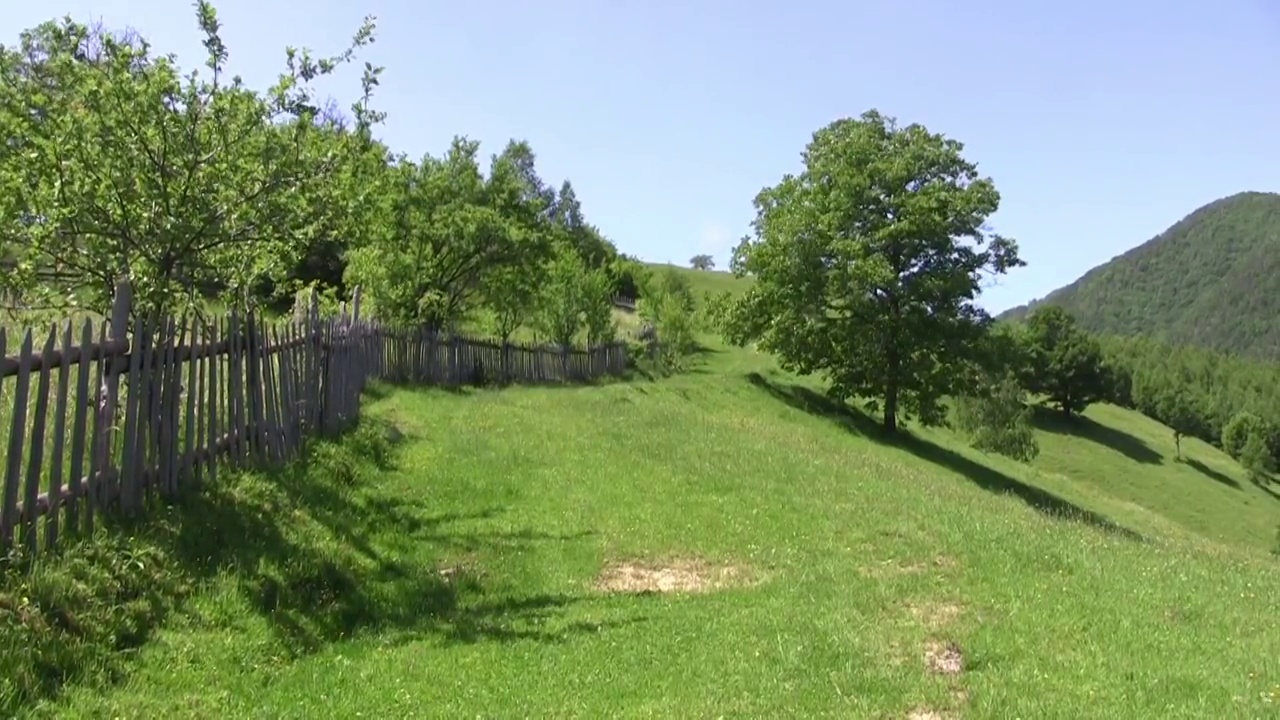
639 288 696 370
690 254 715 271
1019 306 1109 417
1222 411 1269 460
1156 388 1200 460
953 374 1040 462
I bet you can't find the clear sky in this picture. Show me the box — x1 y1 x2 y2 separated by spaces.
5 0 1280 312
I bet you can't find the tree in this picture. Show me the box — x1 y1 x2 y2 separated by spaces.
537 243 588 349
639 270 698 371
1156 388 1199 459
690 254 715 271
580 265 616 347
344 137 532 329
1240 431 1276 485
719 110 1022 433
1222 411 1270 460
0 4 380 324
482 264 537 344
1019 306 1109 417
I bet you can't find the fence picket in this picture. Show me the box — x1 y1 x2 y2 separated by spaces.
1 330 29 551
67 320 92 535
46 322 73 550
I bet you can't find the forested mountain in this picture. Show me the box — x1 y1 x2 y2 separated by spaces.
1000 192 1280 360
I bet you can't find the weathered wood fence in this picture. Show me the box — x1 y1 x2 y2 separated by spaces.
0 281 628 559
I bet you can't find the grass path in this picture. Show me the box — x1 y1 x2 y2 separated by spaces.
19 341 1280 718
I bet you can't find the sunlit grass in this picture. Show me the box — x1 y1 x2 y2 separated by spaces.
6 334 1275 718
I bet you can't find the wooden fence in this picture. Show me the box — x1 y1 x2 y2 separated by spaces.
0 281 629 559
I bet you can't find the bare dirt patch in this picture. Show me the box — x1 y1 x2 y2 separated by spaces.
594 559 746 595
905 601 965 629
923 640 965 675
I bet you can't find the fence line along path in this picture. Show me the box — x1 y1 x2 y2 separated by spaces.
0 281 629 560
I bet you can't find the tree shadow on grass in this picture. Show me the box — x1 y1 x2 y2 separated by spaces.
745 372 1143 542
147 416 643 655
1251 475 1280 501
1029 406 1162 465
1182 457 1241 489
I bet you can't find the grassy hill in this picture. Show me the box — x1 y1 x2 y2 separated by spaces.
1000 191 1280 359
16 333 1280 719
643 262 753 300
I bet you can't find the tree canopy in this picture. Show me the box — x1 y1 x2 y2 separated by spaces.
689 254 715 271
1017 306 1109 417
718 110 1022 433
0 3 648 351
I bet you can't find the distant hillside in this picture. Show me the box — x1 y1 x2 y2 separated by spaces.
1000 192 1280 359
643 263 754 302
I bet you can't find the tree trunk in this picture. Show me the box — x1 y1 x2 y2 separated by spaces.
883 340 900 435
883 386 898 434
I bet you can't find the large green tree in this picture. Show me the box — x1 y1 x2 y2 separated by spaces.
344 137 541 329
720 110 1022 433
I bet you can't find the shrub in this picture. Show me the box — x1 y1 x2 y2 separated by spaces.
637 268 698 371
1240 431 1276 485
1222 411 1269 460
953 375 1040 462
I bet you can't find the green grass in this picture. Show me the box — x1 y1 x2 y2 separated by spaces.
644 262 754 301
5 335 1280 718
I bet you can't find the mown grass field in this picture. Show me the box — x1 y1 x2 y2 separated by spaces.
5 314 1277 719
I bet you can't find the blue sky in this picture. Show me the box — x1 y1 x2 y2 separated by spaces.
5 0 1280 312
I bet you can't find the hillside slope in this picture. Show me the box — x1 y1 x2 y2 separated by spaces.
36 337 1280 718
1000 191 1280 359
643 262 753 300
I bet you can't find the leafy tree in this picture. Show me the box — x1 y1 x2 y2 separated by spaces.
0 4 380 323
689 254 715 271
1156 388 1200 459
1222 411 1270 460
1019 306 1109 417
1240 431 1275 485
482 264 537 344
580 265 616 347
345 137 531 329
953 374 1039 462
537 244 589 348
607 254 648 300
639 270 698 371
719 110 1022 433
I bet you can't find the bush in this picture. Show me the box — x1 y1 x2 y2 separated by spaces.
637 268 698 371
1240 431 1276 485
953 375 1040 462
1222 411 1270 460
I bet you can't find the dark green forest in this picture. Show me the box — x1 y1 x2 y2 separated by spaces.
1000 191 1280 361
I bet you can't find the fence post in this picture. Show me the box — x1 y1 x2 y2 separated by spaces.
94 279 131 510
308 287 321 436
350 286 364 395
